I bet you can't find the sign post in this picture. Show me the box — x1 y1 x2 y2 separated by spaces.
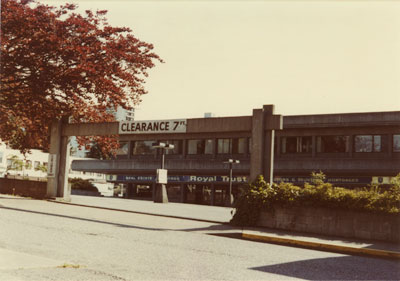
152 142 175 203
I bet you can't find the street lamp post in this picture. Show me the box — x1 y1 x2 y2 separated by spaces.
224 159 240 207
152 142 174 203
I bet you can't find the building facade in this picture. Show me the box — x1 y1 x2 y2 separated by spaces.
0 143 113 196
70 105 400 206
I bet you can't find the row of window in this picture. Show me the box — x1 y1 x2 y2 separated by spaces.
6 159 48 171
117 138 249 156
118 134 400 157
281 135 400 154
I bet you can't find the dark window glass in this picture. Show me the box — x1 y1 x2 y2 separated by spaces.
116 141 129 155
161 140 182 155
218 138 246 154
232 138 246 154
187 139 213 155
248 138 252 154
217 139 230 154
204 140 213 154
317 136 349 153
281 137 312 153
394 135 400 152
132 141 156 155
355 135 383 152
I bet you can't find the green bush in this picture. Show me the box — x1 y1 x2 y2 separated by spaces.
230 175 400 227
69 178 98 192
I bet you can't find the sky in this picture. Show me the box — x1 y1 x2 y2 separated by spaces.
40 0 400 120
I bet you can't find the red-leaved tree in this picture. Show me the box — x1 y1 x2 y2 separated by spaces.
1 0 161 153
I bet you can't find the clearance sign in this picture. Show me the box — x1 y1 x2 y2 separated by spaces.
119 119 187 134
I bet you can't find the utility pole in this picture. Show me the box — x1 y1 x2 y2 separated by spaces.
224 159 240 207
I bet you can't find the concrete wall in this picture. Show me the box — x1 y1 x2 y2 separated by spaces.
71 189 102 197
0 178 47 199
258 205 400 243
283 111 400 128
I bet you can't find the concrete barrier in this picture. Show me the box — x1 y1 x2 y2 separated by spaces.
258 205 400 243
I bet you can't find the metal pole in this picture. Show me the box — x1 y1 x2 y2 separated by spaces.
161 149 165 169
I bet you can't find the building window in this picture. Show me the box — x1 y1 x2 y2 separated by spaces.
34 161 40 170
7 159 12 169
317 136 349 153
354 135 383 152
248 138 252 154
281 136 312 154
217 139 230 154
161 140 182 155
217 138 247 154
232 138 247 154
26 160 32 170
394 135 400 152
132 141 156 155
187 139 213 155
116 141 129 156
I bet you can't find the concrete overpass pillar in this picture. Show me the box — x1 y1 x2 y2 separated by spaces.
249 105 282 185
46 118 70 200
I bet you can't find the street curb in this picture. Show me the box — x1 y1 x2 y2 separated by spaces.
242 233 400 260
47 199 229 225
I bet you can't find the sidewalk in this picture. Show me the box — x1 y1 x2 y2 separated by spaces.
50 195 400 260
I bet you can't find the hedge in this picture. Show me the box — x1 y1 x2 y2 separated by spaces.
230 174 400 227
69 178 98 192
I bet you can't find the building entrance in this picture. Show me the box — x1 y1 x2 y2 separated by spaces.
184 184 212 205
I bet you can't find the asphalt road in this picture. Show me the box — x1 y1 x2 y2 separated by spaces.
0 196 399 280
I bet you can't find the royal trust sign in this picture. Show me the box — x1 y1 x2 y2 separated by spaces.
119 119 187 134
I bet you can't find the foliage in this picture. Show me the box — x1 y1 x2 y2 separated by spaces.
6 155 48 177
390 173 400 189
34 163 48 173
69 178 98 192
6 155 25 171
230 176 273 226
310 170 326 185
85 141 115 160
1 0 162 153
231 175 400 227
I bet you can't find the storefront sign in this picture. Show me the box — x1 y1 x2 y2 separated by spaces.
107 175 373 185
273 176 372 185
119 119 187 134
108 175 248 184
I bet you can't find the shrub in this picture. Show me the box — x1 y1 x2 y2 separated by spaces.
231 175 400 226
69 178 98 192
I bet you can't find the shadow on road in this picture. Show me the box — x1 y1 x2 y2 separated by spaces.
0 206 170 232
250 255 400 280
